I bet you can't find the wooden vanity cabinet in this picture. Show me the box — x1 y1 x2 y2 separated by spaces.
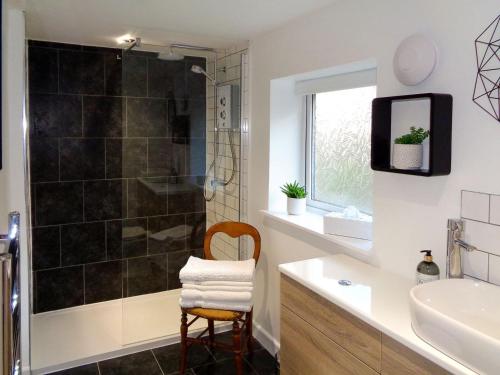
280 274 450 375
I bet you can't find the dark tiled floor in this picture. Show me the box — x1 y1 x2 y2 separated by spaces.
48 332 279 375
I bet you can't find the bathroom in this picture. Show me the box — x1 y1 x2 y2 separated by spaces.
0 0 499 374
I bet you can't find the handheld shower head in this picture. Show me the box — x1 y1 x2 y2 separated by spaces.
191 65 204 74
191 65 215 83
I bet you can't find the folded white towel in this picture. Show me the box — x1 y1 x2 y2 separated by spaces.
179 256 255 283
181 289 252 303
190 280 254 287
179 298 252 312
183 283 253 292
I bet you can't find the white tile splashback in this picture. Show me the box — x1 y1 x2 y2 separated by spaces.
463 219 500 256
461 191 489 222
489 194 500 225
461 249 488 281
460 190 500 284
488 255 500 286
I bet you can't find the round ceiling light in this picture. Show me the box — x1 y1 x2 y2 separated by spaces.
393 34 438 86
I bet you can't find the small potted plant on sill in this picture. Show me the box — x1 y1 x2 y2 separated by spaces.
280 181 307 215
393 126 430 170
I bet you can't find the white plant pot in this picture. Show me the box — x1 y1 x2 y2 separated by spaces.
287 197 306 215
393 144 423 170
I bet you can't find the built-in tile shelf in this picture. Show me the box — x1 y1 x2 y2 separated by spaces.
460 190 500 285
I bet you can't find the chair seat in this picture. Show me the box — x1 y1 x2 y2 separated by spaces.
183 307 245 321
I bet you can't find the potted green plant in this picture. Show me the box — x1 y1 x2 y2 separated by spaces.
280 181 307 215
393 126 430 170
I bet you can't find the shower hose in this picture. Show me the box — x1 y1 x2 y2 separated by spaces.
203 129 238 203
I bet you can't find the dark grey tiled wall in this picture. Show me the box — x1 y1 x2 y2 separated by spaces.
28 41 207 313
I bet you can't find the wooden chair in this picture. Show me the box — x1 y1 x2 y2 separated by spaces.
179 221 261 375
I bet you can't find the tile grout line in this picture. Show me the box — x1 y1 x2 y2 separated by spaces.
126 178 129 219
58 225 62 267
58 137 61 182
151 349 165 375
82 182 86 222
26 91 198 101
81 95 84 137
487 253 490 282
32 174 211 185
32 209 207 231
488 193 492 224
461 216 500 228
104 220 108 261
103 53 107 95
126 257 129 298
104 137 107 179
56 49 61 94
83 262 86 305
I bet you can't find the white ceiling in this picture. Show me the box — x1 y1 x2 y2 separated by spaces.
25 0 337 49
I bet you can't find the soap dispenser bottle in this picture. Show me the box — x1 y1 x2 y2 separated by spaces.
416 250 440 285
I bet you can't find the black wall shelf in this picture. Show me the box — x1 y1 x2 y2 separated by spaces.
371 93 453 177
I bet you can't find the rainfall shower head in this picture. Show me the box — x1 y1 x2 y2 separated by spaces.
191 65 215 83
157 47 184 61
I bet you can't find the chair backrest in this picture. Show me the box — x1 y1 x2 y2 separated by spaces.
204 221 261 264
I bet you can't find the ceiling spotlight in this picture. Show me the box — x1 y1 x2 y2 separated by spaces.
116 34 136 44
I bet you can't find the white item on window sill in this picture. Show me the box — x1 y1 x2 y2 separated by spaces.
323 206 373 240
287 197 306 215
392 143 423 170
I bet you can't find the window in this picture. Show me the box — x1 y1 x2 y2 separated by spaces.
306 85 376 214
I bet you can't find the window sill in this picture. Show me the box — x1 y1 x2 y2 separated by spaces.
261 209 373 258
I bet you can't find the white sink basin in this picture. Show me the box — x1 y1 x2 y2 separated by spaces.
410 279 500 374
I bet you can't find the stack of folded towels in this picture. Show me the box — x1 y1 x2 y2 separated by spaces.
179 256 255 312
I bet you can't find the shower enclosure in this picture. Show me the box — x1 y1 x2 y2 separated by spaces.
27 39 249 372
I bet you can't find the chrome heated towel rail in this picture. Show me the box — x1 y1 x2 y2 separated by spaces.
0 212 21 375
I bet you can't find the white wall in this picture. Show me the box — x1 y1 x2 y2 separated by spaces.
1 1 29 372
268 77 304 212
248 0 500 352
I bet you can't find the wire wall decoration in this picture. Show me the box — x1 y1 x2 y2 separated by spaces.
473 14 500 122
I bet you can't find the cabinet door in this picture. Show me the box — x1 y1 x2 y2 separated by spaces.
281 275 381 371
280 305 378 375
381 334 451 375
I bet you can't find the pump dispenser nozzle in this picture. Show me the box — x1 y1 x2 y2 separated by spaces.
420 250 433 262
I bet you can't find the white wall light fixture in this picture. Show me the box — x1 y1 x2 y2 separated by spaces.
393 34 438 86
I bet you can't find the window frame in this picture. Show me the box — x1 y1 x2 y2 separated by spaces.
305 94 344 213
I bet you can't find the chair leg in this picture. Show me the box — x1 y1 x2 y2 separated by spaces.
180 312 188 374
246 309 254 355
233 320 243 375
208 319 215 349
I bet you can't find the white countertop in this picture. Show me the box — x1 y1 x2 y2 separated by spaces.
278 254 477 375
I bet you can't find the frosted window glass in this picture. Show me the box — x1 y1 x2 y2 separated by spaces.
312 86 375 214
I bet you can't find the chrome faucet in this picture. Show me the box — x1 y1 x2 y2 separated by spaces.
447 219 478 278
